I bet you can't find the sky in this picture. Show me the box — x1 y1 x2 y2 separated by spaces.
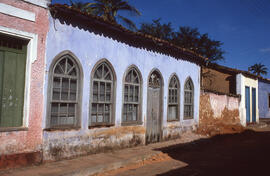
52 0 270 77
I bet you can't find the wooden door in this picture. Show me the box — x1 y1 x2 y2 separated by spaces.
245 86 250 123
252 88 256 123
146 71 162 144
0 46 26 127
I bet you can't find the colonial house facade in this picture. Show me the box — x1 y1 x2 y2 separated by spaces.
42 4 204 161
0 0 50 169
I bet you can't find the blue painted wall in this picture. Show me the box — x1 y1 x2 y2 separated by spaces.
42 15 201 160
258 80 270 118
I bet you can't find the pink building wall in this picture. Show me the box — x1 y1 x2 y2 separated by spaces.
0 0 49 169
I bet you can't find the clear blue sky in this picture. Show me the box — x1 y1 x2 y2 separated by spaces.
52 0 270 77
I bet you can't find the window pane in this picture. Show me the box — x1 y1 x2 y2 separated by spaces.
124 85 128 102
106 83 111 102
129 85 134 102
61 78 69 100
97 104 104 122
67 59 74 73
51 103 59 117
68 103 75 117
125 71 132 82
93 81 98 102
70 79 77 101
54 65 64 74
105 72 111 80
100 82 105 101
134 86 139 102
123 104 127 122
53 78 61 100
133 105 137 121
59 103 68 117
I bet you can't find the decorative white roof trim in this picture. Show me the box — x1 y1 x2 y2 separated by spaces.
23 0 50 8
0 3 35 22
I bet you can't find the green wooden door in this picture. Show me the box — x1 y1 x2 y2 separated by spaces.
0 46 27 127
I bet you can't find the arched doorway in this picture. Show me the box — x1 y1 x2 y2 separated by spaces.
146 69 163 144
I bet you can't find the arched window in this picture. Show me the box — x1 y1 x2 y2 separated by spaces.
48 53 81 128
184 78 194 119
90 61 115 126
122 66 142 124
168 75 180 121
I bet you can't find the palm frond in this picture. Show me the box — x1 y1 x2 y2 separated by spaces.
118 15 137 30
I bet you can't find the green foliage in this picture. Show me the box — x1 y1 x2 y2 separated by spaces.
248 63 268 76
139 19 225 62
69 0 95 14
69 0 141 30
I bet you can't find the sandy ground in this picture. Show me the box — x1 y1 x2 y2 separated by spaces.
98 122 270 176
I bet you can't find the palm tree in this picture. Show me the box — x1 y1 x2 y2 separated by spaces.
248 63 268 76
91 0 141 30
69 0 95 14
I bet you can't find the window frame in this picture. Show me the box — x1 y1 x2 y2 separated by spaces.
167 74 180 122
183 77 194 120
89 59 116 127
121 65 143 126
46 51 83 130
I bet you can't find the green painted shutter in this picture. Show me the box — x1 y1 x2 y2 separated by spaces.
0 46 26 127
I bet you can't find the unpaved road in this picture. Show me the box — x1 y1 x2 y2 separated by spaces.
102 128 270 176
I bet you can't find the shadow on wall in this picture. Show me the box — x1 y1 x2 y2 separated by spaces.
155 130 270 176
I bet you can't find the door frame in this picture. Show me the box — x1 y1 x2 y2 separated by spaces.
146 68 164 144
0 26 37 128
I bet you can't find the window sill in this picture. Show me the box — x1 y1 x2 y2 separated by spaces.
121 121 143 126
183 118 194 121
89 124 115 129
167 119 180 122
0 127 28 132
44 126 81 131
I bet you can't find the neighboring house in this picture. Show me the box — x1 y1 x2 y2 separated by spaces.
258 78 270 118
200 64 240 127
42 4 204 161
201 64 237 95
0 0 50 169
201 63 259 127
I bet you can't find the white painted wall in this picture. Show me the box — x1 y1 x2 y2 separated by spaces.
237 74 259 126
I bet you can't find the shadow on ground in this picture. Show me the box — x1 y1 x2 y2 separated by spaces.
155 130 270 176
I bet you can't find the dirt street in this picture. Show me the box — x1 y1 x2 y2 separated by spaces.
101 127 270 176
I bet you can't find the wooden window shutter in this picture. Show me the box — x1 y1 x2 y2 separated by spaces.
0 46 27 127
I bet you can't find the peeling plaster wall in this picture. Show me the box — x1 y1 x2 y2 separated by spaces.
207 92 239 118
236 74 259 126
199 92 240 126
258 80 270 118
0 0 49 169
43 15 201 160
